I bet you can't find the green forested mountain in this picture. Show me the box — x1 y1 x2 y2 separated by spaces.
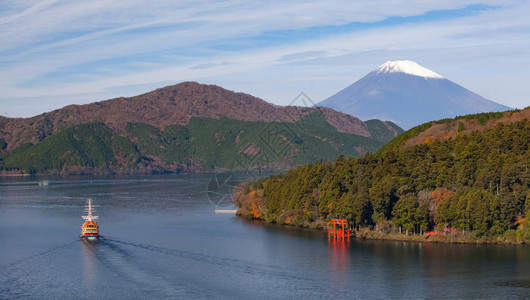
0 111 397 174
0 82 402 175
236 109 530 242
2 123 140 174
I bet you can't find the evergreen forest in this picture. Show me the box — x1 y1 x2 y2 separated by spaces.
237 117 530 242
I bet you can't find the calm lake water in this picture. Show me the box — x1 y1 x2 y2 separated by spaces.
1 174 529 299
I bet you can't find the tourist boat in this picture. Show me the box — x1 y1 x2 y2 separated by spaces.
81 198 99 239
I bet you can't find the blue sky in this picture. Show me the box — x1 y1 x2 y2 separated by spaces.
1 0 529 117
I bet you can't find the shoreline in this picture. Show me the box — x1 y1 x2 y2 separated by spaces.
234 186 530 246
354 229 529 245
237 214 530 245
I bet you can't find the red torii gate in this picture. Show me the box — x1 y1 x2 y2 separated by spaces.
328 218 350 239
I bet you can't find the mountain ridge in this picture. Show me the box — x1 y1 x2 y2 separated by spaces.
0 81 400 152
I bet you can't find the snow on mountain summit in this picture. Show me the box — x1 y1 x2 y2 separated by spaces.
376 60 444 79
316 60 512 129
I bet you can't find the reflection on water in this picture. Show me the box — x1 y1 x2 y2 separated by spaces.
81 239 98 287
1 174 530 299
328 238 350 290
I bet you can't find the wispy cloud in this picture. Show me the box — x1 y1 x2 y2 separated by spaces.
0 0 528 117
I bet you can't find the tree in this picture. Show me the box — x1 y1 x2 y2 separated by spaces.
392 195 418 234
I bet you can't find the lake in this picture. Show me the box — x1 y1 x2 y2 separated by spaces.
1 174 529 299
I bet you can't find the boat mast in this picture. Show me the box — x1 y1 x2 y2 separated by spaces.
82 198 98 221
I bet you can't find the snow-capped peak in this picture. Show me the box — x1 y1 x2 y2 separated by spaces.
376 60 444 79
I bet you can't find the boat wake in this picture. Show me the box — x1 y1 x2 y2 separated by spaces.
0 236 315 298
84 237 207 298
0 240 79 298
102 237 313 284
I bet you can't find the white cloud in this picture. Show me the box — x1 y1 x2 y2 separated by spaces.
1 0 529 117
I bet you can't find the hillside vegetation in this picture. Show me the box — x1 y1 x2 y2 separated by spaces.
0 82 400 152
0 111 395 174
0 82 402 175
236 109 530 243
381 108 528 151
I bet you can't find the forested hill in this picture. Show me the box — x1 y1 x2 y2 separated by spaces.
0 82 403 175
381 108 529 151
236 108 530 243
0 82 400 152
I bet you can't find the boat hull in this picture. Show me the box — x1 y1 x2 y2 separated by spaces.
80 235 99 240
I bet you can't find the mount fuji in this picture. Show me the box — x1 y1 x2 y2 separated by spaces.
316 60 512 129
